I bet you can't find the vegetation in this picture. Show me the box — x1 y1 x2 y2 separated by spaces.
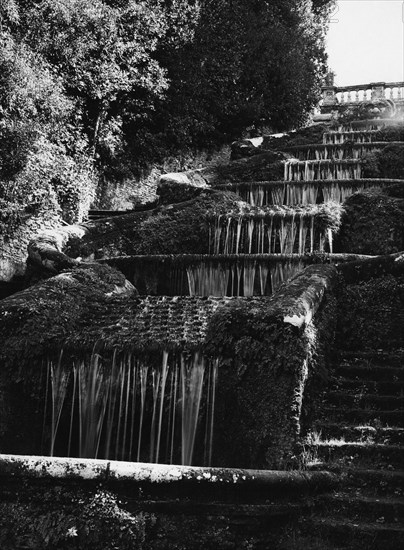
0 489 147 550
336 188 404 255
337 274 404 351
0 0 334 223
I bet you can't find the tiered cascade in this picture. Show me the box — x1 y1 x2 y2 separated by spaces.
39 117 404 479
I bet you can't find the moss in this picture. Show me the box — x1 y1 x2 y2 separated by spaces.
132 191 242 255
371 127 404 143
337 274 404 351
206 153 285 183
336 189 404 255
362 143 404 180
0 264 132 372
262 125 329 150
205 266 337 468
64 191 242 259
157 180 206 205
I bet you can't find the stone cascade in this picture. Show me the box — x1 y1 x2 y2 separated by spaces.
14 113 404 474
215 179 403 207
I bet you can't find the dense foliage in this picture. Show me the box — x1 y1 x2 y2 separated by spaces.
0 489 147 549
138 0 333 161
0 0 333 221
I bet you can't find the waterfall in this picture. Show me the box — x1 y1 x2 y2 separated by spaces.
271 185 285 205
284 160 362 182
186 258 269 297
45 350 219 467
181 352 205 466
49 351 70 457
211 215 331 255
323 131 375 145
77 352 110 459
187 262 228 297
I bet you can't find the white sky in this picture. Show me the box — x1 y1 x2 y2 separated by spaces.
326 0 404 86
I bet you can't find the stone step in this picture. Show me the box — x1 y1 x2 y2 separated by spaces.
326 392 404 411
307 465 404 496
302 517 404 550
311 423 404 446
321 407 404 426
334 364 404 382
318 492 404 524
339 350 404 368
308 442 404 468
332 378 404 396
283 141 404 161
343 468 404 497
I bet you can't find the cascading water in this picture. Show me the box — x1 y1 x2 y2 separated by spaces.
210 215 332 255
291 143 380 161
45 350 219 467
284 159 362 181
323 130 376 145
234 184 286 207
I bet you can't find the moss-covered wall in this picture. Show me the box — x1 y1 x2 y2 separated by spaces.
336 188 404 255
205 265 337 468
362 143 404 180
62 191 242 261
337 273 404 352
0 263 337 467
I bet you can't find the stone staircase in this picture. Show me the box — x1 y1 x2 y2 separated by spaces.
257 116 404 548
300 351 404 549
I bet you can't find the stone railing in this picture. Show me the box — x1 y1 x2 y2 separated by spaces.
322 81 404 106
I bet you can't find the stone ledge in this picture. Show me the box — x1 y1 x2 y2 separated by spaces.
0 454 337 494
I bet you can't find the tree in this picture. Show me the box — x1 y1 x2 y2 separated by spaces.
0 23 95 222
132 0 334 160
19 0 199 159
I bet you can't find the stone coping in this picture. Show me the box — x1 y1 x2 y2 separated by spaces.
0 454 336 490
102 253 373 264
282 141 404 151
213 178 404 189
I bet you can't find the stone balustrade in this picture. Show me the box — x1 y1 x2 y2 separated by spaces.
322 81 404 106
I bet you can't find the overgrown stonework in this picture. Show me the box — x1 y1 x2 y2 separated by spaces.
206 265 338 468
1 100 404 549
337 188 404 255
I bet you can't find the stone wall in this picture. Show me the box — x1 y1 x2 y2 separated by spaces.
206 264 338 468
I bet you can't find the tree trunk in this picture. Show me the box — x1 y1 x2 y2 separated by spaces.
91 100 108 159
